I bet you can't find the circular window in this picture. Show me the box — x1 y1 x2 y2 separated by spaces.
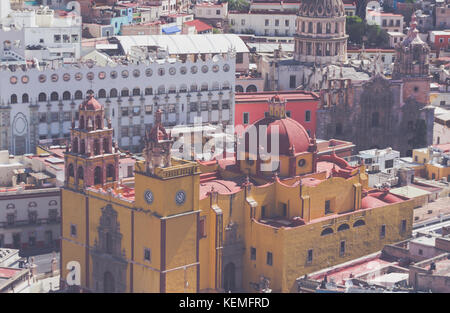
39 74 47 83
145 68 153 77
74 72 82 81
10 76 17 84
21 75 29 84
212 65 219 73
98 71 106 80
133 69 140 78
121 70 129 78
51 74 58 82
191 66 198 74
223 64 230 72
180 66 187 74
63 73 70 81
158 68 165 76
201 65 208 73
110 71 118 79
87 72 94 80
169 67 176 75
144 190 154 204
298 159 306 167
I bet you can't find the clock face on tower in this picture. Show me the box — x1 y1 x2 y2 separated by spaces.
175 190 186 205
144 190 154 204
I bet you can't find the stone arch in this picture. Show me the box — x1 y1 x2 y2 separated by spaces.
72 137 79 153
103 137 110 153
38 92 47 102
77 166 84 180
321 228 333 236
68 164 74 177
337 223 350 232
98 89 106 98
94 138 101 155
235 85 244 92
246 85 257 92
50 92 59 101
22 94 29 103
63 91 71 100
80 139 86 154
74 90 83 100
10 94 17 104
107 164 115 181
110 88 118 98
95 115 102 130
353 220 365 227
94 166 102 185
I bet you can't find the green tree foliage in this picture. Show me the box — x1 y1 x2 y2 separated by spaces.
223 0 250 12
346 16 389 47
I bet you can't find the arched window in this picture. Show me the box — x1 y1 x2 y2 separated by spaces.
79 116 85 129
107 164 115 180
98 89 106 98
335 22 339 33
22 94 29 103
121 88 129 97
190 84 197 92
235 85 244 93
77 166 84 180
337 224 350 232
63 91 71 100
320 228 333 236
317 22 322 34
212 82 220 91
222 82 230 90
145 87 153 95
168 86 176 94
308 22 313 33
94 166 102 185
158 86 165 94
74 90 83 100
38 92 47 102
326 22 331 34
305 110 311 122
80 139 86 154
103 137 110 153
201 83 208 91
353 220 366 227
10 94 17 104
132 88 140 96
72 137 78 153
179 84 187 93
68 164 74 177
110 88 118 98
95 115 102 130
246 85 257 92
301 21 305 32
50 92 59 101
94 139 100 155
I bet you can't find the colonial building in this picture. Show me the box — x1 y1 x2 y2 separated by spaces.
61 94 414 293
316 14 435 156
0 34 241 154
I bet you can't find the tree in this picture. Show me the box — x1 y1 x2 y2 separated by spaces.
223 0 250 12
346 16 389 47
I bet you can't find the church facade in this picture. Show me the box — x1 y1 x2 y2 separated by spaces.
259 0 434 156
61 93 414 293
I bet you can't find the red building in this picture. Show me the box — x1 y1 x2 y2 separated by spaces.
234 91 320 137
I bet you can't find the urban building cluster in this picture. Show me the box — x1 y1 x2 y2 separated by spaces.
0 0 448 294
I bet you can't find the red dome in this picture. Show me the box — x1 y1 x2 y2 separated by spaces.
79 95 103 111
245 116 311 155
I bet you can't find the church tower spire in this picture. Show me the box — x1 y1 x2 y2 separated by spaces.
64 94 120 190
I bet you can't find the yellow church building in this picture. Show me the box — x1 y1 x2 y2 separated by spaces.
61 94 414 293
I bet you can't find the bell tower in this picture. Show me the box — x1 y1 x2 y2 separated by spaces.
64 94 120 190
143 109 174 175
393 13 431 105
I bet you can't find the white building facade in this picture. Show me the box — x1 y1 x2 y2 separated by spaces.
0 34 244 154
